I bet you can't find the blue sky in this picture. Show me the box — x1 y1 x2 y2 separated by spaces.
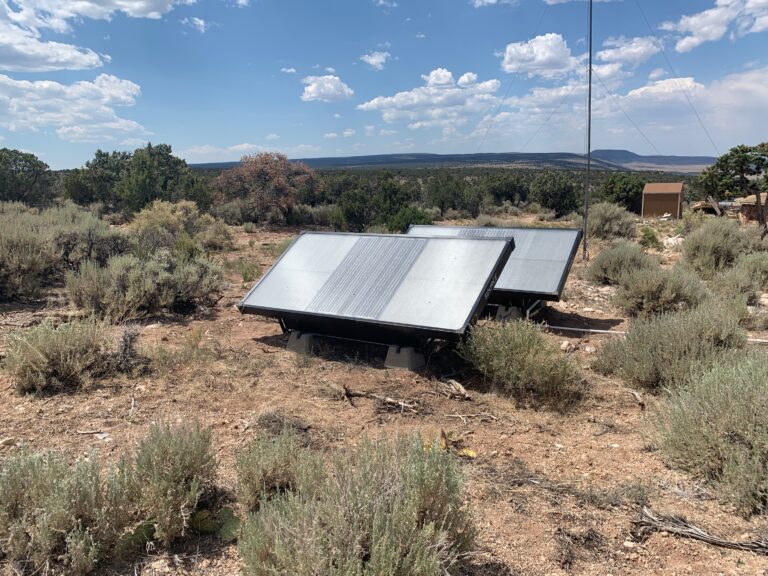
1 0 766 168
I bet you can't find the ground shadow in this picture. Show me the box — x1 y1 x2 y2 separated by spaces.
538 306 624 332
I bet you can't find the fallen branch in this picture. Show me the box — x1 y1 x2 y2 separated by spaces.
76 429 102 435
435 379 472 401
446 413 498 424
624 388 645 411
342 386 418 414
633 507 768 555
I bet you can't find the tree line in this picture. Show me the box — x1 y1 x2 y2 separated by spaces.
2 142 764 232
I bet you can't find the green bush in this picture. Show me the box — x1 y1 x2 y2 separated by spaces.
460 321 583 409
134 422 216 546
130 200 232 256
712 252 768 305
613 266 707 317
239 434 474 576
66 250 223 321
387 206 433 233
586 241 658 285
656 351 768 514
587 202 636 240
243 221 257 233
682 218 746 277
0 452 135 575
594 302 746 390
2 320 138 394
639 227 662 250
0 202 127 301
236 431 322 512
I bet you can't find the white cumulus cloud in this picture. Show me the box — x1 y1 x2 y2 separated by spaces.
280 67 297 74
181 17 209 33
597 36 660 67
301 75 354 102
360 51 391 71
499 33 581 79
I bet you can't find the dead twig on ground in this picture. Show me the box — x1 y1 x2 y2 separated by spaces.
624 388 645 411
435 379 472 401
587 416 617 437
633 507 768 555
341 385 419 414
76 429 102 435
446 413 498 424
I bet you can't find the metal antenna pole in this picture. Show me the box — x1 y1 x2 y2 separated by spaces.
583 0 593 261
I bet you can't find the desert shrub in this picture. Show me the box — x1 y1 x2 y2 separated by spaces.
265 237 294 258
236 431 322 512
0 452 136 575
460 321 583 409
681 210 706 234
223 257 261 283
656 351 768 514
712 252 768 305
243 221 257 233
3 320 118 394
130 200 232 256
682 218 747 277
587 202 636 240
211 199 245 225
639 226 662 250
594 302 746 390
474 214 505 228
613 266 707 317
586 240 658 285
67 250 223 321
388 206 433 233
134 422 216 546
239 434 474 576
0 202 128 301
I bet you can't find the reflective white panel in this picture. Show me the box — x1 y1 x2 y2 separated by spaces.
407 225 581 298
239 233 512 333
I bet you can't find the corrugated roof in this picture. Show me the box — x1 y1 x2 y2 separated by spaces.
643 182 684 195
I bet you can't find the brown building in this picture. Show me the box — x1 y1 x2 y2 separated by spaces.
641 182 684 219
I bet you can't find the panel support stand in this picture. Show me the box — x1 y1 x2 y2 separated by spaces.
385 346 425 370
287 331 315 356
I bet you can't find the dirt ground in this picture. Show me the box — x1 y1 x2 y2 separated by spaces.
1 217 767 576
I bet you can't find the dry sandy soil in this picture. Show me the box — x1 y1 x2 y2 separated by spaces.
1 217 767 576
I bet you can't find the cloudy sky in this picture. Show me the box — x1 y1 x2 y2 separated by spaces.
1 0 766 168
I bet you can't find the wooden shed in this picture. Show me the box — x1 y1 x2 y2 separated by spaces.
641 182 684 219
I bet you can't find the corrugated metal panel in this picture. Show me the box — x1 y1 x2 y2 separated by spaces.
239 232 513 337
407 225 582 299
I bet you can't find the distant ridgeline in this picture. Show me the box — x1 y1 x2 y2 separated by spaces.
191 149 716 174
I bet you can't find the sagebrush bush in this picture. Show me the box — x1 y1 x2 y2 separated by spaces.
656 351 768 515
639 226 662 249
236 431 322 512
587 202 636 240
613 266 707 317
682 218 747 277
239 434 474 576
134 422 216 545
0 453 136 575
586 240 658 285
460 321 583 409
594 302 746 390
712 252 768 305
0 201 127 301
130 200 233 256
3 319 120 394
67 250 223 321
243 221 257 233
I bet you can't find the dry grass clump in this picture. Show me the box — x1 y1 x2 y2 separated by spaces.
587 202 636 240
586 240 658 285
66 250 223 321
460 321 584 409
639 226 662 250
613 266 707 317
0 453 135 576
236 431 322 512
223 256 261 283
2 320 145 394
134 422 217 545
594 302 746 390
656 351 768 515
239 434 474 576
130 200 232 255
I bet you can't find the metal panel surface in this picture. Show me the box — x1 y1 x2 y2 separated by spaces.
407 225 582 300
238 232 513 342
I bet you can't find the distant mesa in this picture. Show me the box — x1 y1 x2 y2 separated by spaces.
192 149 716 174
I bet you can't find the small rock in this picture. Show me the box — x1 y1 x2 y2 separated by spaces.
623 541 636 549
560 341 573 352
95 432 112 442
584 345 597 354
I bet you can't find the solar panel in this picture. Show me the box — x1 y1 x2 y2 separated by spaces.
407 225 582 302
238 232 514 346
